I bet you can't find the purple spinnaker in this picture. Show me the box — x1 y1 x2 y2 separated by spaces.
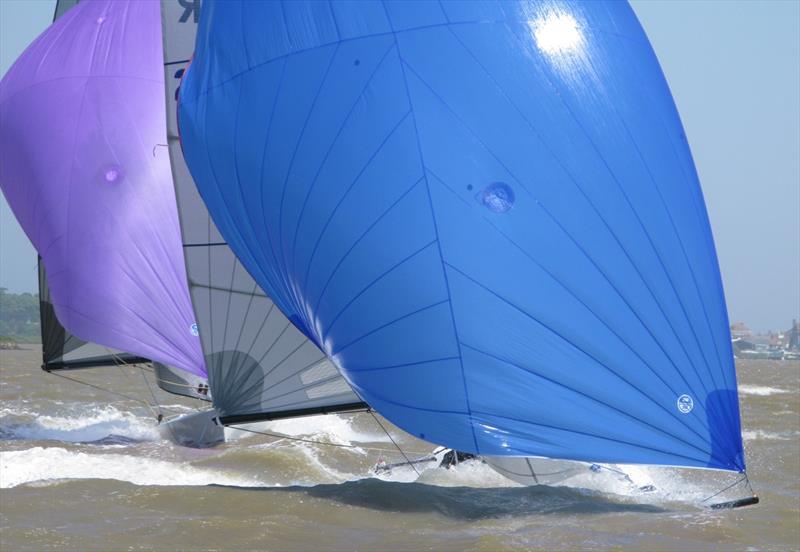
0 1 205 377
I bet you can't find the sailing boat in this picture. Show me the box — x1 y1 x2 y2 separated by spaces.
1 0 369 448
0 0 211 412
176 0 755 506
161 0 631 488
159 0 367 438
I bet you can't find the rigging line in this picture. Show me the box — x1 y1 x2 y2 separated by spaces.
225 424 430 456
102 347 136 382
48 371 156 411
701 474 748 503
744 472 755 496
368 410 420 476
137 363 163 422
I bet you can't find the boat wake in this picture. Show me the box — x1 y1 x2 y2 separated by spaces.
0 446 260 489
738 384 791 396
0 409 737 511
0 404 159 444
742 429 797 441
225 414 390 448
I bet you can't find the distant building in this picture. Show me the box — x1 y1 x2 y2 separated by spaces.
730 322 752 339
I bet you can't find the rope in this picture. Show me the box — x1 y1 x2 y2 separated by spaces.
48 371 158 415
136 363 163 422
101 348 164 422
102 350 209 393
744 472 756 496
49 351 184 420
369 410 420 476
225 423 431 455
53 348 425 466
701 473 748 503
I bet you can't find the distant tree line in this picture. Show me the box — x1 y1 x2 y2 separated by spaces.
0 288 40 343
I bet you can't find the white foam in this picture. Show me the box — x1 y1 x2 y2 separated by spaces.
226 415 387 447
739 384 791 396
292 443 361 485
416 459 519 487
743 429 794 441
0 447 262 489
2 405 158 443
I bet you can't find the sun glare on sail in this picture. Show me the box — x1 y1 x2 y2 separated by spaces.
531 12 583 55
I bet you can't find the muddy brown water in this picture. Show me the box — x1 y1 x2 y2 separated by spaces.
1 346 798 551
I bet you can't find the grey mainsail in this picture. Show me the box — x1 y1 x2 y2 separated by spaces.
160 0 366 424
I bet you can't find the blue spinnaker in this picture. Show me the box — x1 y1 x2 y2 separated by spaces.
178 0 744 471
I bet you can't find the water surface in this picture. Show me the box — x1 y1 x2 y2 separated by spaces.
1 347 797 551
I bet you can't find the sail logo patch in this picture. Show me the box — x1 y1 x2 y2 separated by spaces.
677 394 694 414
190 323 199 337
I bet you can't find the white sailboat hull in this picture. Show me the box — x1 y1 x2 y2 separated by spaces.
158 409 224 448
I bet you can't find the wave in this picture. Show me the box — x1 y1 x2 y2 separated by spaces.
0 405 159 443
0 447 262 489
739 384 792 396
225 414 389 446
742 429 796 441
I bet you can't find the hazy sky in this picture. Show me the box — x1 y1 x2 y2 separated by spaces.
0 0 798 332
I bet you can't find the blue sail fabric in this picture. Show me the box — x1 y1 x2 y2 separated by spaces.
178 0 744 471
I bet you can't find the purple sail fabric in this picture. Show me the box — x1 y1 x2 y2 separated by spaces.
0 0 205 377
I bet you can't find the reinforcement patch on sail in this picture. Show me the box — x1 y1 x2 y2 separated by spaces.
0 0 205 378
160 0 363 420
178 0 744 471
